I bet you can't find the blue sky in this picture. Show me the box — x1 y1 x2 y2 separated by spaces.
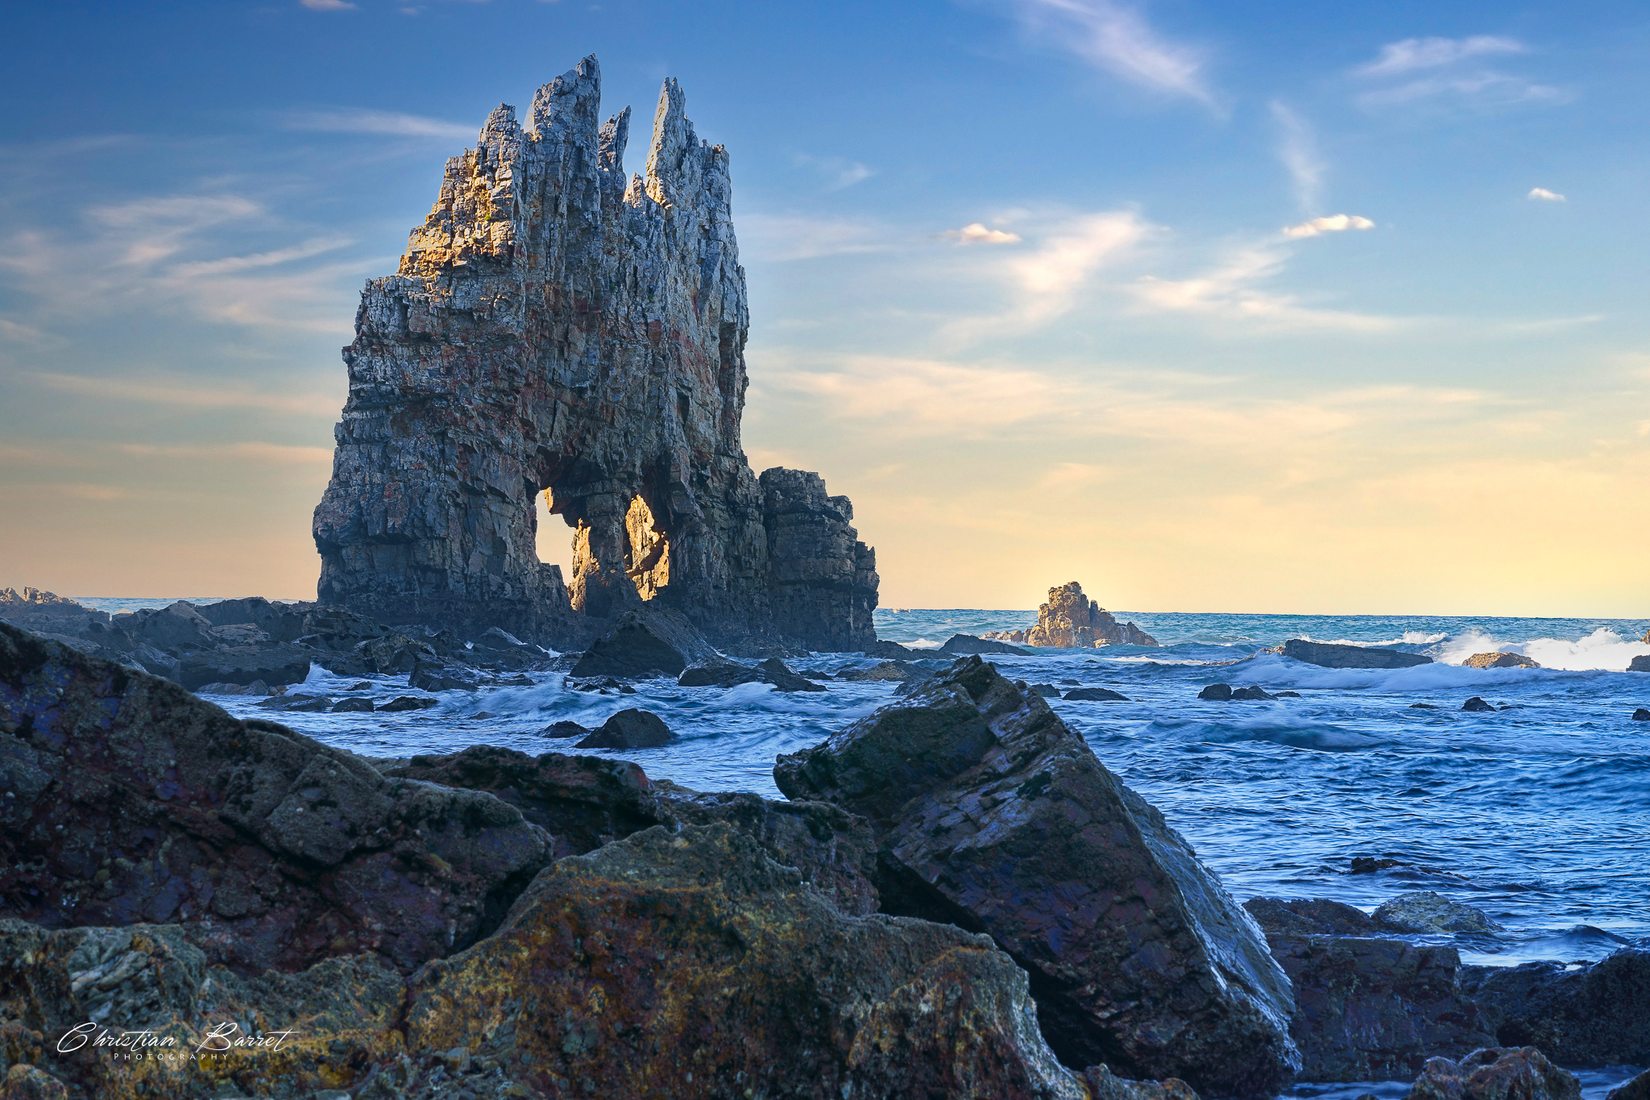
3 0 1648 614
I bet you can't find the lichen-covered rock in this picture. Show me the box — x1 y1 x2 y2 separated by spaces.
775 656 1298 1098
311 55 875 650
987 582 1158 648
0 622 550 973
1462 652 1539 670
1374 891 1500 936
394 824 1090 1099
1406 1047 1580 1100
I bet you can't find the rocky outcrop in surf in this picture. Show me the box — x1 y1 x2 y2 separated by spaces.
311 56 876 651
986 581 1158 648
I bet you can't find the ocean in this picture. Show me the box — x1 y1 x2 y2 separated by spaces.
81 599 1650 978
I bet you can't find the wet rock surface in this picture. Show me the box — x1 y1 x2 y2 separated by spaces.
1460 948 1650 1066
575 707 675 749
1374 891 1501 935
1406 1047 1581 1100
310 57 876 650
1282 639 1433 669
986 581 1159 648
775 656 1298 1098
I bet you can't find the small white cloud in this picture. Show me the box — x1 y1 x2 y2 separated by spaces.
943 223 1023 246
300 0 355 10
1282 214 1375 240
1527 187 1566 203
1355 36 1526 78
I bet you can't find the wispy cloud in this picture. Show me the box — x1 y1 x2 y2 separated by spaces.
19 369 340 418
1131 242 1400 333
738 213 895 262
1527 186 1566 203
1270 101 1324 214
943 222 1023 246
1352 35 1567 111
793 153 875 190
281 108 474 142
169 236 352 278
1283 213 1375 240
300 0 356 11
1008 0 1216 108
116 441 334 466
1355 35 1526 78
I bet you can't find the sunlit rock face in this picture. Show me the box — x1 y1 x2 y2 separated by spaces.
313 56 876 648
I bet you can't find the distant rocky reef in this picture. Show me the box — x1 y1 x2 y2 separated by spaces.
988 581 1158 648
312 56 876 651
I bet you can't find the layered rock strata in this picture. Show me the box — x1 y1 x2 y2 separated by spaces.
312 56 876 650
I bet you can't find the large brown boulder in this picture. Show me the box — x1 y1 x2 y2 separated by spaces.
0 622 550 973
1461 948 1650 1066
775 656 1297 1098
392 824 1091 1099
1407 1047 1580 1100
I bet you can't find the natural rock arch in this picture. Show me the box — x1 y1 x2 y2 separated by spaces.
312 57 877 650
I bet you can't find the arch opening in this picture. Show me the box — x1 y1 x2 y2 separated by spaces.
624 494 670 601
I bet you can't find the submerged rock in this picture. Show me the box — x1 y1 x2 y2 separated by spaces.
1374 891 1500 935
1633 708 1650 721
1282 639 1432 669
1461 696 1497 713
987 581 1158 648
1463 652 1539 670
539 719 590 739
576 707 675 749
775 656 1298 1098
1406 1047 1580 1100
1064 686 1128 701
678 660 766 687
834 660 914 682
940 633 1030 655
0 622 550 973
757 656 827 692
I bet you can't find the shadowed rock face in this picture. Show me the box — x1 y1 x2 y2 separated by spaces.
313 55 875 650
775 656 1298 1099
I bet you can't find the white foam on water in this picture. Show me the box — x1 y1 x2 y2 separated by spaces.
1435 626 1650 672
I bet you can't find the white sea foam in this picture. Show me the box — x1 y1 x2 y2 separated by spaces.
1434 626 1650 672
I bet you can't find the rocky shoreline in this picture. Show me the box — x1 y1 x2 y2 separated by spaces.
3 613 1646 1099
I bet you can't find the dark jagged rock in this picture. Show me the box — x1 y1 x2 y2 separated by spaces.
678 660 766 687
835 660 914 682
1201 684 1279 701
1629 656 1650 673
310 57 876 650
1462 696 1497 713
1199 683 1234 701
407 657 482 692
377 694 438 712
569 608 713 680
539 719 590 739
1245 898 1494 1081
1461 948 1650 1066
576 707 674 748
757 656 827 692
1232 685 1276 701
1634 708 1650 721
1406 1047 1580 1100
174 643 314 690
1082 1066 1199 1100
1609 1069 1650 1100
1351 855 1409 873
775 656 1298 1098
985 582 1159 648
1463 652 1539 670
1064 686 1128 701
861 639 917 659
1374 891 1500 935
940 633 1029 655
394 824 1088 1099
0 622 550 973
330 696 375 712
1282 639 1432 669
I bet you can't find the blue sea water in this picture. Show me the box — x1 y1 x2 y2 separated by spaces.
81 600 1650 969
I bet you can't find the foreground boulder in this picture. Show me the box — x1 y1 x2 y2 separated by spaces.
775 656 1297 1098
1610 1069 1650 1100
1407 1047 1580 1100
1282 639 1432 669
1461 948 1650 1066
986 581 1159 648
0 622 550 972
1245 898 1494 1080
393 824 1091 1099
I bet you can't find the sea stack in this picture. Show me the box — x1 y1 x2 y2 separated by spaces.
312 56 877 651
987 581 1158 648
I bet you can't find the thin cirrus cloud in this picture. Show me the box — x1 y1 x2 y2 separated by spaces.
299 0 356 10
1282 214 1375 240
280 108 475 142
943 222 1023 245
1006 0 1217 109
1269 101 1324 214
20 369 340 419
1130 242 1400 333
1528 187 1567 203
1351 35 1567 109
793 153 875 191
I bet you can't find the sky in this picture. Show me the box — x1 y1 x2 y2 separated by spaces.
2 0 1648 616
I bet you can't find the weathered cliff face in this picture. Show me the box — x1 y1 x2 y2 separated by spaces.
313 56 876 650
